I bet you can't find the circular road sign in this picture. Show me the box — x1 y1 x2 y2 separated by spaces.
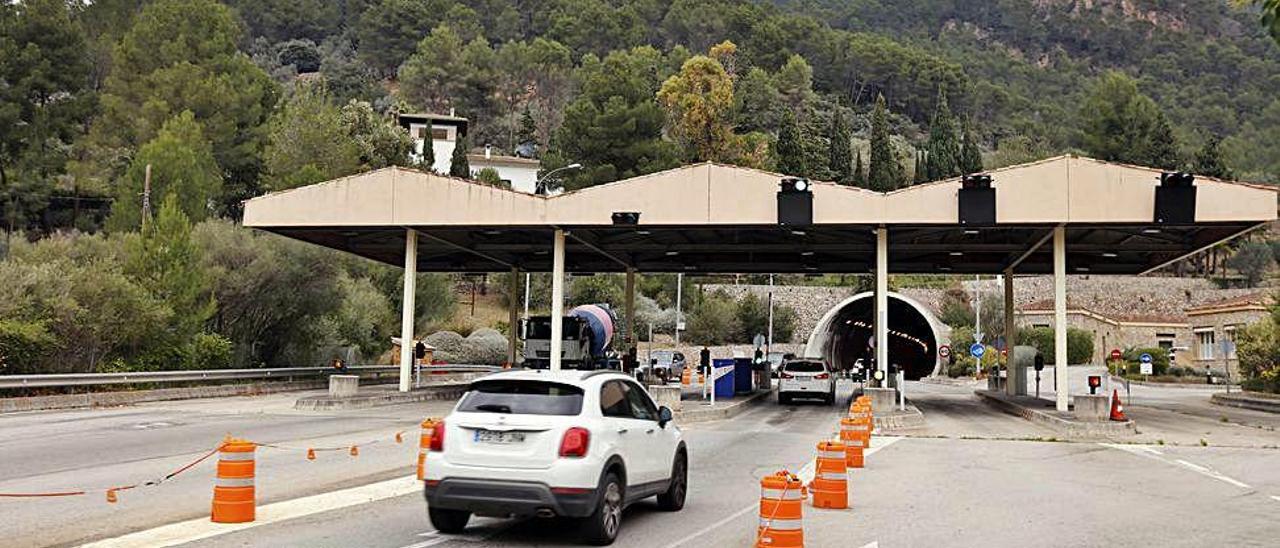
939 345 951 359
970 343 986 358
753 333 766 348
1110 348 1122 361
1140 353 1153 364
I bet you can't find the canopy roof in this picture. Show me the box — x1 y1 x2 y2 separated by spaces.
242 156 1277 275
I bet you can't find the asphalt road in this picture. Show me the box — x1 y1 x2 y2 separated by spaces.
6 380 1280 547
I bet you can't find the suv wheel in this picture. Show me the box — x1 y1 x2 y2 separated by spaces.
428 506 471 534
656 451 687 511
581 472 623 545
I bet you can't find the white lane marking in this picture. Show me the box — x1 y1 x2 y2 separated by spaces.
79 475 421 548
1174 459 1251 489
1099 444 1251 490
665 436 903 548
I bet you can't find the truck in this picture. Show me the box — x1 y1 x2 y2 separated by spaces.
521 304 620 370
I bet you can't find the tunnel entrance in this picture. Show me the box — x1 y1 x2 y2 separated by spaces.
804 292 947 380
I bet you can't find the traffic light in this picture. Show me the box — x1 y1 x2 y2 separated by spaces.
1034 353 1045 371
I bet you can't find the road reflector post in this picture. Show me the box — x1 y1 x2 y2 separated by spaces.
211 437 256 523
757 471 805 548
839 417 866 469
810 440 848 509
417 418 437 481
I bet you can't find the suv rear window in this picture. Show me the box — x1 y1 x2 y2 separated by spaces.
458 380 584 416
784 361 825 373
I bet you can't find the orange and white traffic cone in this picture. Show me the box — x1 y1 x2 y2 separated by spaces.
1109 389 1128 421
211 437 256 523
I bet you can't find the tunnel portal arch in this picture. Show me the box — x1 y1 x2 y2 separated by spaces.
804 292 950 380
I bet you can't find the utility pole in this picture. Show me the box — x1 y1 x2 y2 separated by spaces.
767 274 775 357
675 273 683 346
141 164 153 229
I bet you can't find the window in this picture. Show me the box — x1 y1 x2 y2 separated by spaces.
457 380 584 416
600 380 632 418
431 128 449 141
1224 327 1238 360
783 361 825 373
1197 330 1215 360
622 382 658 421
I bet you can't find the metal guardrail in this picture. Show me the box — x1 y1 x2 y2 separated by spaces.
0 364 501 389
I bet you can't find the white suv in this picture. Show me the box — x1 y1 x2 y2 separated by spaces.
423 369 687 545
778 358 836 405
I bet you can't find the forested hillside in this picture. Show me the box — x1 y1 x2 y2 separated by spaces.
0 0 1276 375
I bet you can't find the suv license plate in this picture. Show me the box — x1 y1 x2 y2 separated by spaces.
473 429 526 444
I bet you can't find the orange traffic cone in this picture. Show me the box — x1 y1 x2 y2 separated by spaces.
1109 389 1127 421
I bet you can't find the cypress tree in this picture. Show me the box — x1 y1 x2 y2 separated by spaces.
828 110 854 184
776 110 806 176
924 94 960 181
1194 136 1233 180
913 150 926 184
852 148 866 187
960 119 983 174
867 94 901 192
517 107 537 146
1146 112 1180 170
449 133 471 178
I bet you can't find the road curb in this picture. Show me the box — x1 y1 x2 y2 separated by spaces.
1210 391 1280 414
874 405 926 431
1111 375 1233 391
975 389 1137 438
675 389 775 424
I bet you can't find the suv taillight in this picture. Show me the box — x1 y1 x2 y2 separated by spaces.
429 420 445 451
559 427 590 458
780 372 794 379
815 373 829 380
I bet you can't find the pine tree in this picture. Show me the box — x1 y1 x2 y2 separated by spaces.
1146 112 1180 170
449 133 471 178
923 94 960 181
775 110 806 176
517 108 537 147
1194 136 1234 180
852 148 866 187
960 119 983 174
126 194 215 346
867 94 901 192
828 110 853 184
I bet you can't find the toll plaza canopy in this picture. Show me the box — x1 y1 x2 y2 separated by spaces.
243 155 1276 276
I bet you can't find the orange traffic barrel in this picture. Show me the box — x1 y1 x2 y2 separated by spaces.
757 471 805 547
682 367 691 386
839 418 867 468
810 440 848 509
417 418 436 480
211 437 256 523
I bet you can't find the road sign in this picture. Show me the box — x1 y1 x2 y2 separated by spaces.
753 334 766 348
970 343 985 358
1110 348 1122 361
1140 353 1153 375
1139 353 1152 364
868 335 875 349
939 345 951 359
1001 348 1008 358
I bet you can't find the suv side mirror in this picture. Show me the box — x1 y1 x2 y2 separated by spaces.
658 406 673 427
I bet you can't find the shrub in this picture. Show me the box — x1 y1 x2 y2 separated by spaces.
0 320 59 375
1016 326 1094 365
686 291 741 345
182 333 233 369
1235 316 1280 392
736 292 797 344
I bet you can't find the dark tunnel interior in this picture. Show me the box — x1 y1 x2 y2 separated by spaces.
820 296 938 380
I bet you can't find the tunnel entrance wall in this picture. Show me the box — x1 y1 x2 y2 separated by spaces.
804 291 950 380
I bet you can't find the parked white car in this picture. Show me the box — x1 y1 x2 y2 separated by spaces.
778 358 836 405
422 369 687 545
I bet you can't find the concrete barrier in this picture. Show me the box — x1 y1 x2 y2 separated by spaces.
328 375 360 397
675 389 774 424
648 385 682 412
0 380 329 414
1073 394 1110 422
975 389 1136 438
294 382 470 411
864 387 896 415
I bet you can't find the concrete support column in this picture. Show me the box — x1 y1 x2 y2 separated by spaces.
508 267 519 366
624 268 636 349
875 226 889 386
1004 269 1020 396
549 229 566 371
398 229 418 392
1053 225 1069 412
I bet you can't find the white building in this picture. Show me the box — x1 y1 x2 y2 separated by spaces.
398 112 542 193
469 145 542 194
